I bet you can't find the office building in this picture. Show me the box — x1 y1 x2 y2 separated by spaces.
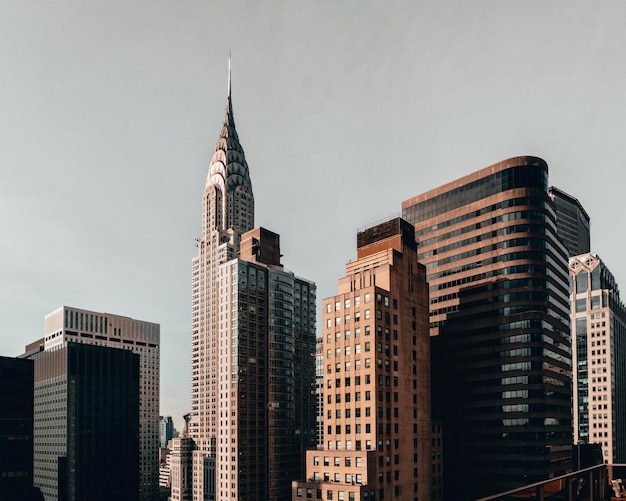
569 252 626 462
292 217 432 501
189 69 316 501
26 342 139 501
549 186 591 257
40 306 160 501
0 356 38 501
402 156 573 498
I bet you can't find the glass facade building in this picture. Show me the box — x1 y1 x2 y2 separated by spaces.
569 252 626 463
27 342 140 501
549 186 591 257
402 156 572 499
0 356 36 501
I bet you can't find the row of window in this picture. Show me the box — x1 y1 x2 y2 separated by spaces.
313 456 363 467
296 488 367 500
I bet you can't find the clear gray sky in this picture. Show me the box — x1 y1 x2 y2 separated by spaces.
2 1 626 429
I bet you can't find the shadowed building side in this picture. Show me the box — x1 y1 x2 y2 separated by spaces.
402 156 572 499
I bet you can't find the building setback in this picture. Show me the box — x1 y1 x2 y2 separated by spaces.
25 342 139 501
188 69 316 501
569 252 626 463
293 217 431 501
40 306 160 501
402 156 573 499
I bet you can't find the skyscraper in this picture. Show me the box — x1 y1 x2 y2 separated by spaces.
402 156 573 498
569 252 626 463
190 65 255 501
25 341 140 501
549 186 591 257
190 69 316 501
39 306 160 501
292 217 432 501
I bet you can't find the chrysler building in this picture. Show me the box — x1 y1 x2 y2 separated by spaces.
186 65 316 501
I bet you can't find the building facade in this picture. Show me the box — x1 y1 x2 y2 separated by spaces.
26 342 140 501
569 252 626 463
315 337 325 447
0 356 37 501
170 415 196 501
402 156 573 499
292 217 432 501
40 306 160 501
189 72 316 500
549 186 591 257
213 227 316 501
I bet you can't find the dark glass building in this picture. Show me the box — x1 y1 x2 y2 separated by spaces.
0 356 40 501
402 156 572 499
549 186 591 257
26 342 140 501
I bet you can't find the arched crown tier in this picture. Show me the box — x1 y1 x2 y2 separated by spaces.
205 91 253 195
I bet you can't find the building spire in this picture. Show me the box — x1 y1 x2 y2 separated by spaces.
228 50 232 98
205 54 253 197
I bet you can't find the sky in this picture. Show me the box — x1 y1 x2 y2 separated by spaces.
2 1 626 430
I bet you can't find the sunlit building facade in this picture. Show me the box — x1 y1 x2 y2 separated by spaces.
190 73 255 501
569 252 626 463
293 217 432 501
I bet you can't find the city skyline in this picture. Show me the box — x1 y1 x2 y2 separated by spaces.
2 1 626 427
